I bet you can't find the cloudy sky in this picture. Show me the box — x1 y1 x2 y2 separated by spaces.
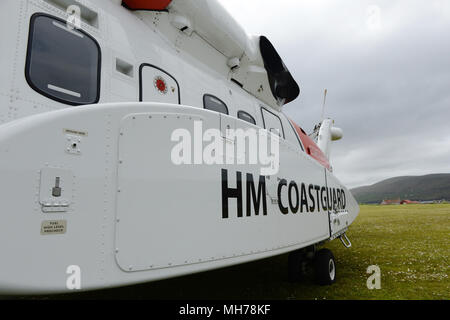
219 0 450 188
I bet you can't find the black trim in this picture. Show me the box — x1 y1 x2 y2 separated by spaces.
230 78 244 88
25 13 102 106
203 94 229 115
237 110 256 125
260 106 285 139
259 36 300 104
139 63 181 104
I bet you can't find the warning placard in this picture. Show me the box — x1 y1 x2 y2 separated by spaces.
41 220 67 235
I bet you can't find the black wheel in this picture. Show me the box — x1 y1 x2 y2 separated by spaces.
288 250 304 282
314 248 336 285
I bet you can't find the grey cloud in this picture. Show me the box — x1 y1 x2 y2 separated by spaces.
220 0 450 188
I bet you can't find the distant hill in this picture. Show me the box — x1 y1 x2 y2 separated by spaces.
350 174 450 204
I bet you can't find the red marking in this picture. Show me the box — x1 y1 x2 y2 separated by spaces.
400 200 420 205
122 0 172 10
156 79 166 92
289 119 331 170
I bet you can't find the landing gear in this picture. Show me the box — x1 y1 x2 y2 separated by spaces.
314 248 336 285
287 246 337 285
287 246 314 282
288 250 306 282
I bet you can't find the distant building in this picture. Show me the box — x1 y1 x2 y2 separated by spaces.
380 198 447 205
400 200 420 205
420 200 445 204
380 199 401 205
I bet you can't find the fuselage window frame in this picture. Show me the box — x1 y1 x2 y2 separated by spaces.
25 13 102 106
284 115 305 152
260 107 285 139
203 94 229 115
237 110 256 125
139 63 181 104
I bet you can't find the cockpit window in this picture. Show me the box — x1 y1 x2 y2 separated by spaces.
203 94 228 114
25 13 101 105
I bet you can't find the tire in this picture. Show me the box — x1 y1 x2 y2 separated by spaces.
314 248 336 285
288 250 304 282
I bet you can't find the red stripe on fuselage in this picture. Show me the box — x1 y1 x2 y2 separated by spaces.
289 119 331 170
122 0 172 10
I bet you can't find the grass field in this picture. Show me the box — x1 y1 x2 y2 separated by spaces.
44 204 450 300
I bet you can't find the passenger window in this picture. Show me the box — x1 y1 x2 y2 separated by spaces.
203 95 228 114
25 14 101 105
237 111 256 125
261 108 285 138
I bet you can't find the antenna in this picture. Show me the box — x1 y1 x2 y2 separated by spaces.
310 89 329 140
321 89 328 121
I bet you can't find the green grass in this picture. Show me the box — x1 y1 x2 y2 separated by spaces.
45 204 450 300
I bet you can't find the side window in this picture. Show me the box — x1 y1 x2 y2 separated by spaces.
203 94 228 114
237 111 256 125
261 108 285 138
25 14 101 105
140 64 180 104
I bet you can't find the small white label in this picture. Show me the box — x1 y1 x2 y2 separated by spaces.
41 220 67 235
64 129 88 136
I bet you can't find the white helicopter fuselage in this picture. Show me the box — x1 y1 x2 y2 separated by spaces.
0 0 359 294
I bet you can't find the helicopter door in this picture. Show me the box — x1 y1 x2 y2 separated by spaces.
325 169 350 238
139 64 180 104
